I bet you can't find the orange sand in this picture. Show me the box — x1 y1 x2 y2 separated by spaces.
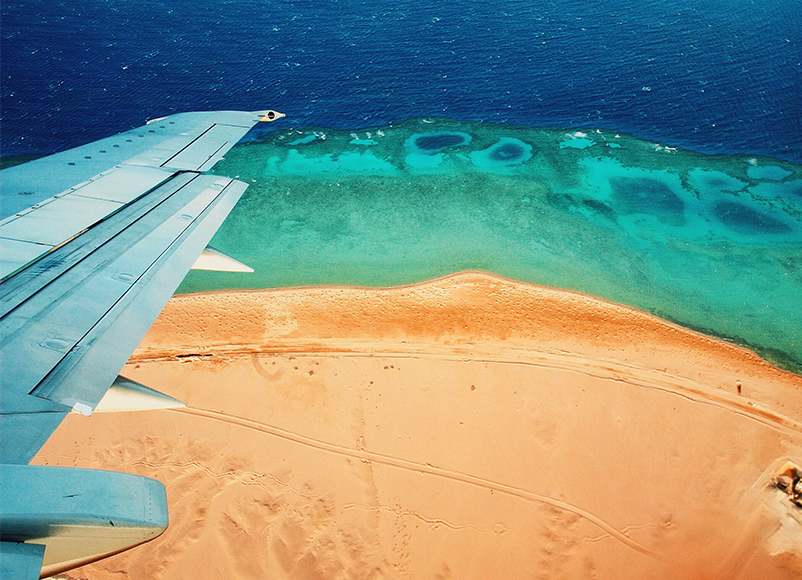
37 271 802 579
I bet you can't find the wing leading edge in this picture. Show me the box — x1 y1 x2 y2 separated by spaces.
0 109 283 578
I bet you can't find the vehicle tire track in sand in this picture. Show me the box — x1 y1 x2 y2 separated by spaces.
146 344 802 436
394 349 787 436
318 348 802 436
173 406 662 560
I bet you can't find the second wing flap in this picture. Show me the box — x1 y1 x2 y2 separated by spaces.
30 177 247 412
0 175 246 414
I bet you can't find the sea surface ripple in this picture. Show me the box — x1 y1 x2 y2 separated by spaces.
2 0 801 161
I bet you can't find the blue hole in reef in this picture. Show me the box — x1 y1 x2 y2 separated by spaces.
489 142 525 162
413 132 470 152
609 177 686 226
714 201 791 235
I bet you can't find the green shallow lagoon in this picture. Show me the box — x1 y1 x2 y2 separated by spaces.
181 119 802 372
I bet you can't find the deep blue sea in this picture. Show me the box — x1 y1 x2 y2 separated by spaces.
1 0 801 161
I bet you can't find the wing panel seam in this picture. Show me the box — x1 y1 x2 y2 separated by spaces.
156 124 217 168
28 179 237 404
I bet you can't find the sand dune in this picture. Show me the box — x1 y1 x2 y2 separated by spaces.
36 272 802 579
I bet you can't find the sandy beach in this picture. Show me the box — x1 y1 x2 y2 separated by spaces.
36 271 802 579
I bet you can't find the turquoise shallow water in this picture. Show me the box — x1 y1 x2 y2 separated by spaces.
180 119 802 372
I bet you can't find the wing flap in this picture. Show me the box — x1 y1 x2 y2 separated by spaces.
29 179 227 407
0 412 69 465
0 173 198 316
0 176 245 414
35 179 246 413
0 175 225 342
0 166 176 279
0 176 246 462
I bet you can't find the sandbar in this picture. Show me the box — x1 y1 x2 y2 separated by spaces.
36 271 802 579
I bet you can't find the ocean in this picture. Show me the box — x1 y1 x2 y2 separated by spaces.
2 0 801 161
2 0 802 370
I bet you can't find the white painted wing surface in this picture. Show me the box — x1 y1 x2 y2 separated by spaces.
0 109 283 579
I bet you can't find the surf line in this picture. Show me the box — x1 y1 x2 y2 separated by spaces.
175 406 662 560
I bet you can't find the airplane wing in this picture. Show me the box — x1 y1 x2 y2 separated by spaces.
0 110 284 579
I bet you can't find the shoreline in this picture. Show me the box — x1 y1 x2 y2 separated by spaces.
145 271 802 390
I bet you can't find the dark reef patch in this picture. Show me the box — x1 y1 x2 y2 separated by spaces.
470 137 533 168
581 198 617 221
413 132 471 153
686 169 746 197
609 177 686 226
714 201 791 235
546 192 575 212
490 142 526 162
704 177 741 191
545 193 617 222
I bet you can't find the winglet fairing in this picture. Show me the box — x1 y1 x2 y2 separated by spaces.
0 110 282 578
93 376 185 413
191 246 254 272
